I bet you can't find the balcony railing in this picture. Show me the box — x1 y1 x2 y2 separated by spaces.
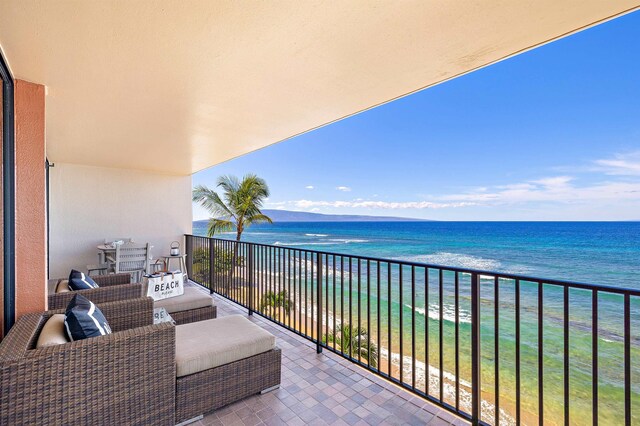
185 234 639 426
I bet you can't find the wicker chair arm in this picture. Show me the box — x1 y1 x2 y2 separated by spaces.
95 296 154 331
48 282 144 310
0 313 44 361
0 297 154 363
1 322 176 425
28 320 173 357
93 272 132 286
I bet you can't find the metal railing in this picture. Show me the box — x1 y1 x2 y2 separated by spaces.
185 234 639 426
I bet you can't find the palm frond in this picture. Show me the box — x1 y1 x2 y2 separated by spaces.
194 174 272 243
193 185 236 220
217 175 241 210
245 213 273 226
207 219 235 237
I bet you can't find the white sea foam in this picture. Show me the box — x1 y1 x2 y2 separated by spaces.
273 239 368 246
414 252 502 270
407 303 472 324
273 241 335 246
398 252 531 275
305 233 329 237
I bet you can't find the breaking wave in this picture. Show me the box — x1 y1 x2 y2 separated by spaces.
398 252 531 275
405 303 472 324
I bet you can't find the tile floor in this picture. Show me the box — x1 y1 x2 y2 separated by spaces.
189 291 468 426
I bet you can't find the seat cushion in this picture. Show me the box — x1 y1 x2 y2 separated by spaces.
154 286 214 314
55 280 71 293
48 279 71 294
36 314 69 348
175 315 276 377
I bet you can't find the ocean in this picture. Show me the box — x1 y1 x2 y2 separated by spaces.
192 221 640 425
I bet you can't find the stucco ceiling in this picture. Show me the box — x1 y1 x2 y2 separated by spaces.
1 1 638 175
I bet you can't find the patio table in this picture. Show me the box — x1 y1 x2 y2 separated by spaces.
159 254 188 278
97 244 116 264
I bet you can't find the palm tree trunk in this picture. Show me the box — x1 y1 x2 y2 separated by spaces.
231 230 242 286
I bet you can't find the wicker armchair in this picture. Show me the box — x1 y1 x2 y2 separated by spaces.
48 273 143 310
1 297 280 424
0 297 176 426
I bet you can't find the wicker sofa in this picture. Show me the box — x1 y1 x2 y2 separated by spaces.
48 273 217 325
154 286 218 325
47 272 142 310
0 297 281 425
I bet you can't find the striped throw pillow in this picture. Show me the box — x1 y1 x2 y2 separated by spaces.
68 269 99 291
64 294 112 341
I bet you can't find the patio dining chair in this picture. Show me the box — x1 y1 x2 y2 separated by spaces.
114 242 151 282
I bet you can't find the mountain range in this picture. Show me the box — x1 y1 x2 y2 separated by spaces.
194 209 428 223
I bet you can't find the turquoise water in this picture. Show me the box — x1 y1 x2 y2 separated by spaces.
194 221 639 288
193 221 640 425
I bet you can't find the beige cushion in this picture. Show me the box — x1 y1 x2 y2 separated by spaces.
36 314 70 348
154 286 213 314
55 280 70 293
175 315 276 377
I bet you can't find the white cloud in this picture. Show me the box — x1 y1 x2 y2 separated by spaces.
262 152 640 220
305 185 314 190
277 172 640 213
530 176 573 188
594 151 640 176
440 175 640 204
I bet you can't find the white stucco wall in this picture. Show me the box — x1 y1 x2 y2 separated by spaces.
49 163 192 278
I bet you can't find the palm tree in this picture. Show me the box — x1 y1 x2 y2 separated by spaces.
260 290 294 320
323 323 378 368
192 174 273 241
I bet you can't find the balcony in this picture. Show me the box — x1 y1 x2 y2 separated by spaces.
2 3 640 425
186 235 640 426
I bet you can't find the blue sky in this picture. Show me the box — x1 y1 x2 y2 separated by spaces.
194 12 640 221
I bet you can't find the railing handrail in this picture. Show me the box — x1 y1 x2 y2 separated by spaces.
184 234 640 296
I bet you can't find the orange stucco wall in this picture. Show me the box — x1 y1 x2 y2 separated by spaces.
14 79 47 318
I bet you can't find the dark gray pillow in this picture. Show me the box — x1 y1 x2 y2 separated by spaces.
64 294 112 341
68 269 99 291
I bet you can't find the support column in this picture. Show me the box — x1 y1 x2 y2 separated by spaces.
15 79 47 318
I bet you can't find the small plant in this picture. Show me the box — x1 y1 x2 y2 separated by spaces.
191 247 244 283
323 323 378 368
260 290 295 320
